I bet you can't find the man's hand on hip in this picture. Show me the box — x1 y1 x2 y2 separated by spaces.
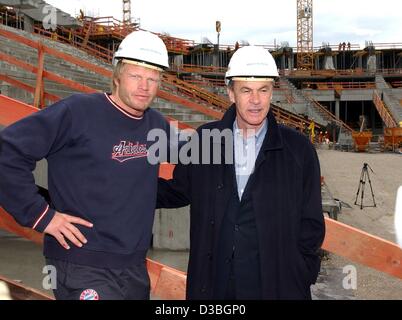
44 212 93 250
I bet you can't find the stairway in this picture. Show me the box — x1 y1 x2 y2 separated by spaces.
0 24 216 128
280 78 329 125
375 75 402 124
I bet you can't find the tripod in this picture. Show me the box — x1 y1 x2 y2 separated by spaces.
354 163 377 210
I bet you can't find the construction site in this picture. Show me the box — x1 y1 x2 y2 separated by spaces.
0 0 401 300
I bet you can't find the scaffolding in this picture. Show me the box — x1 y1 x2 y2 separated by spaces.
297 0 314 70
122 0 131 26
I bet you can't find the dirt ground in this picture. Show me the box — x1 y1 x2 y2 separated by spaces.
316 147 402 300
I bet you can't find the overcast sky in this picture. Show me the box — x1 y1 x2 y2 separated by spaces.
46 0 401 48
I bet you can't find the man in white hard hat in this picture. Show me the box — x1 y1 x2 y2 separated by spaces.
157 46 325 299
0 30 171 299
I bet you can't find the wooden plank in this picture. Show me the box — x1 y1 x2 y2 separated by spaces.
0 275 53 300
151 261 187 300
0 207 43 244
322 217 402 280
0 94 39 126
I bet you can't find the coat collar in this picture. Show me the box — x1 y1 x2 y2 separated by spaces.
218 104 284 151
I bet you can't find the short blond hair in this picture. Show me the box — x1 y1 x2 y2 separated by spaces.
111 60 126 94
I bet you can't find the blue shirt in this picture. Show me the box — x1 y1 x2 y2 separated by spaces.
233 118 268 200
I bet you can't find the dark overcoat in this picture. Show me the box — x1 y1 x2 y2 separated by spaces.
157 105 325 299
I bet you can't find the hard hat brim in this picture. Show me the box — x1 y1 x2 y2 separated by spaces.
121 58 164 72
230 77 275 82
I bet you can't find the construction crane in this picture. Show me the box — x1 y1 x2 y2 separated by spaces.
296 0 314 70
123 0 132 26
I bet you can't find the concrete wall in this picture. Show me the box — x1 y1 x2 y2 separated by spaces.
302 89 335 102
153 207 190 250
302 89 374 102
341 90 374 101
391 89 402 100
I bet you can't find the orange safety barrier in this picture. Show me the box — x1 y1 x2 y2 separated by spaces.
179 64 227 74
373 91 397 128
302 81 376 90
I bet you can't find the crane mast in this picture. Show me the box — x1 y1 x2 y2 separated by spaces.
297 0 314 70
123 0 132 26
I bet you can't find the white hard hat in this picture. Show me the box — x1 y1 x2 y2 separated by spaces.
225 46 279 83
113 30 169 70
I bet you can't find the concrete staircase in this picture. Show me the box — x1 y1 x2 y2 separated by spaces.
0 24 216 128
375 75 402 124
280 78 329 126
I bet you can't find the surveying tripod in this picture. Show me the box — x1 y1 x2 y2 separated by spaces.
354 163 377 210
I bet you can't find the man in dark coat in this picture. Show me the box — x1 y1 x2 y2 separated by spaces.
157 46 325 300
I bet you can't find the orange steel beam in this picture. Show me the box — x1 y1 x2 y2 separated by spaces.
0 28 39 50
0 52 98 94
34 26 114 64
373 91 397 128
0 94 38 126
157 89 224 120
322 218 402 280
303 82 377 90
1 27 113 78
0 75 59 105
42 46 112 78
33 42 45 109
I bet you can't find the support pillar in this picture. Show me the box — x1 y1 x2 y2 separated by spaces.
23 14 34 33
335 98 340 120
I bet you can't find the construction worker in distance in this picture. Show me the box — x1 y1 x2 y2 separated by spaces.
157 46 325 299
308 118 316 144
0 31 171 300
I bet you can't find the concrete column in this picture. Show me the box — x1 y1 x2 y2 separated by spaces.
289 55 294 70
335 99 340 120
173 55 183 71
23 14 35 33
281 55 286 70
371 102 376 130
345 101 348 124
315 56 320 70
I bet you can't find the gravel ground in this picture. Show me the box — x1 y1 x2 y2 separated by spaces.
316 147 402 300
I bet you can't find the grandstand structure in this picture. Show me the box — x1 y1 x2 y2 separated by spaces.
0 0 401 300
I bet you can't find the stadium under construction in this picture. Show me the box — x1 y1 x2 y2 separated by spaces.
0 0 401 300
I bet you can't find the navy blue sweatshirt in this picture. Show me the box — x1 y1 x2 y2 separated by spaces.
0 93 169 268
